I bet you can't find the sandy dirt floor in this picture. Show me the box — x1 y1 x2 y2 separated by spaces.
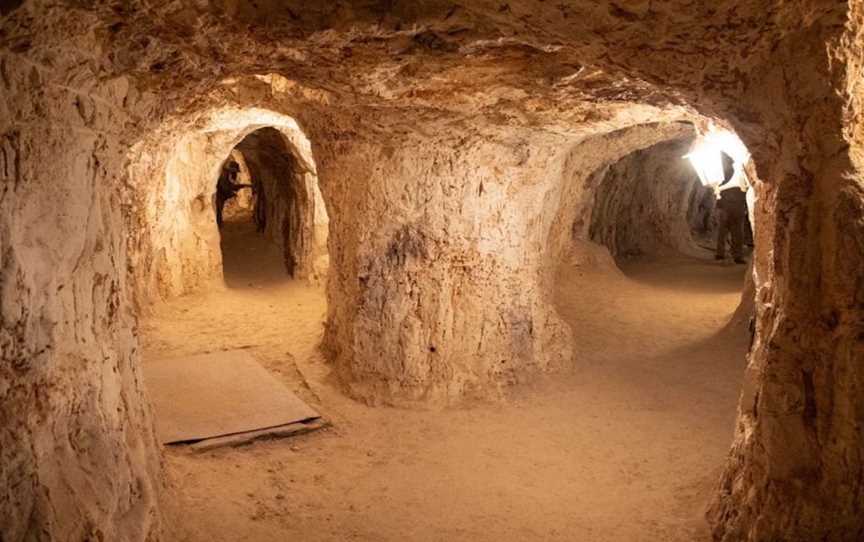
141 213 749 542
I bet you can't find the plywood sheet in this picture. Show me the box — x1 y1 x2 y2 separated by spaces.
145 350 319 444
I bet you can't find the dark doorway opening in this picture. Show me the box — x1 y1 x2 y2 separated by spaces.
216 127 311 288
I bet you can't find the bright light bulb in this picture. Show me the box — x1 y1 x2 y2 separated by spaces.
684 127 749 186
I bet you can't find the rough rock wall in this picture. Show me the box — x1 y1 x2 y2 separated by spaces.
542 123 695 278
315 118 706 406
589 136 703 259
127 130 224 301
0 26 160 542
707 9 864 540
316 127 575 403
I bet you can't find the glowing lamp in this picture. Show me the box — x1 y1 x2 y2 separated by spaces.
685 143 724 186
684 128 750 186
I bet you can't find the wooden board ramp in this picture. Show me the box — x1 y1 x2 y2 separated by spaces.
145 349 323 448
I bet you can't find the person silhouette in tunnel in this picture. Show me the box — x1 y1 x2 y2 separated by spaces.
714 152 748 264
215 160 252 228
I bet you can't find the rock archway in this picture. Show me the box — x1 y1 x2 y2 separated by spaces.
125 107 329 305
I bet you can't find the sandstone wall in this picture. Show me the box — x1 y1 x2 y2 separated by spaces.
2 1 863 540
589 136 704 259
0 36 161 542
314 117 710 405
315 128 575 403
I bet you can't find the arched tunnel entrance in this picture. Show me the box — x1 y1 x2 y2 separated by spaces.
216 127 318 287
125 107 329 305
553 124 756 405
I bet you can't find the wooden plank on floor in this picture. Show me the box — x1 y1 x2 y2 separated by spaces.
189 419 329 452
145 349 320 444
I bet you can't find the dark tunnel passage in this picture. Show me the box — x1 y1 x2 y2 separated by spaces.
216 127 314 287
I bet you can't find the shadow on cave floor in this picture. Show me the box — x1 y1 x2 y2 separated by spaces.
150 248 744 542
554 249 748 366
219 211 291 289
617 251 750 295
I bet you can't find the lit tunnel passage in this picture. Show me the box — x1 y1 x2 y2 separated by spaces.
586 128 755 267
548 124 759 365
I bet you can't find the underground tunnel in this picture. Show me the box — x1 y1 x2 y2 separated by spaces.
218 126 326 285
2 2 864 542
